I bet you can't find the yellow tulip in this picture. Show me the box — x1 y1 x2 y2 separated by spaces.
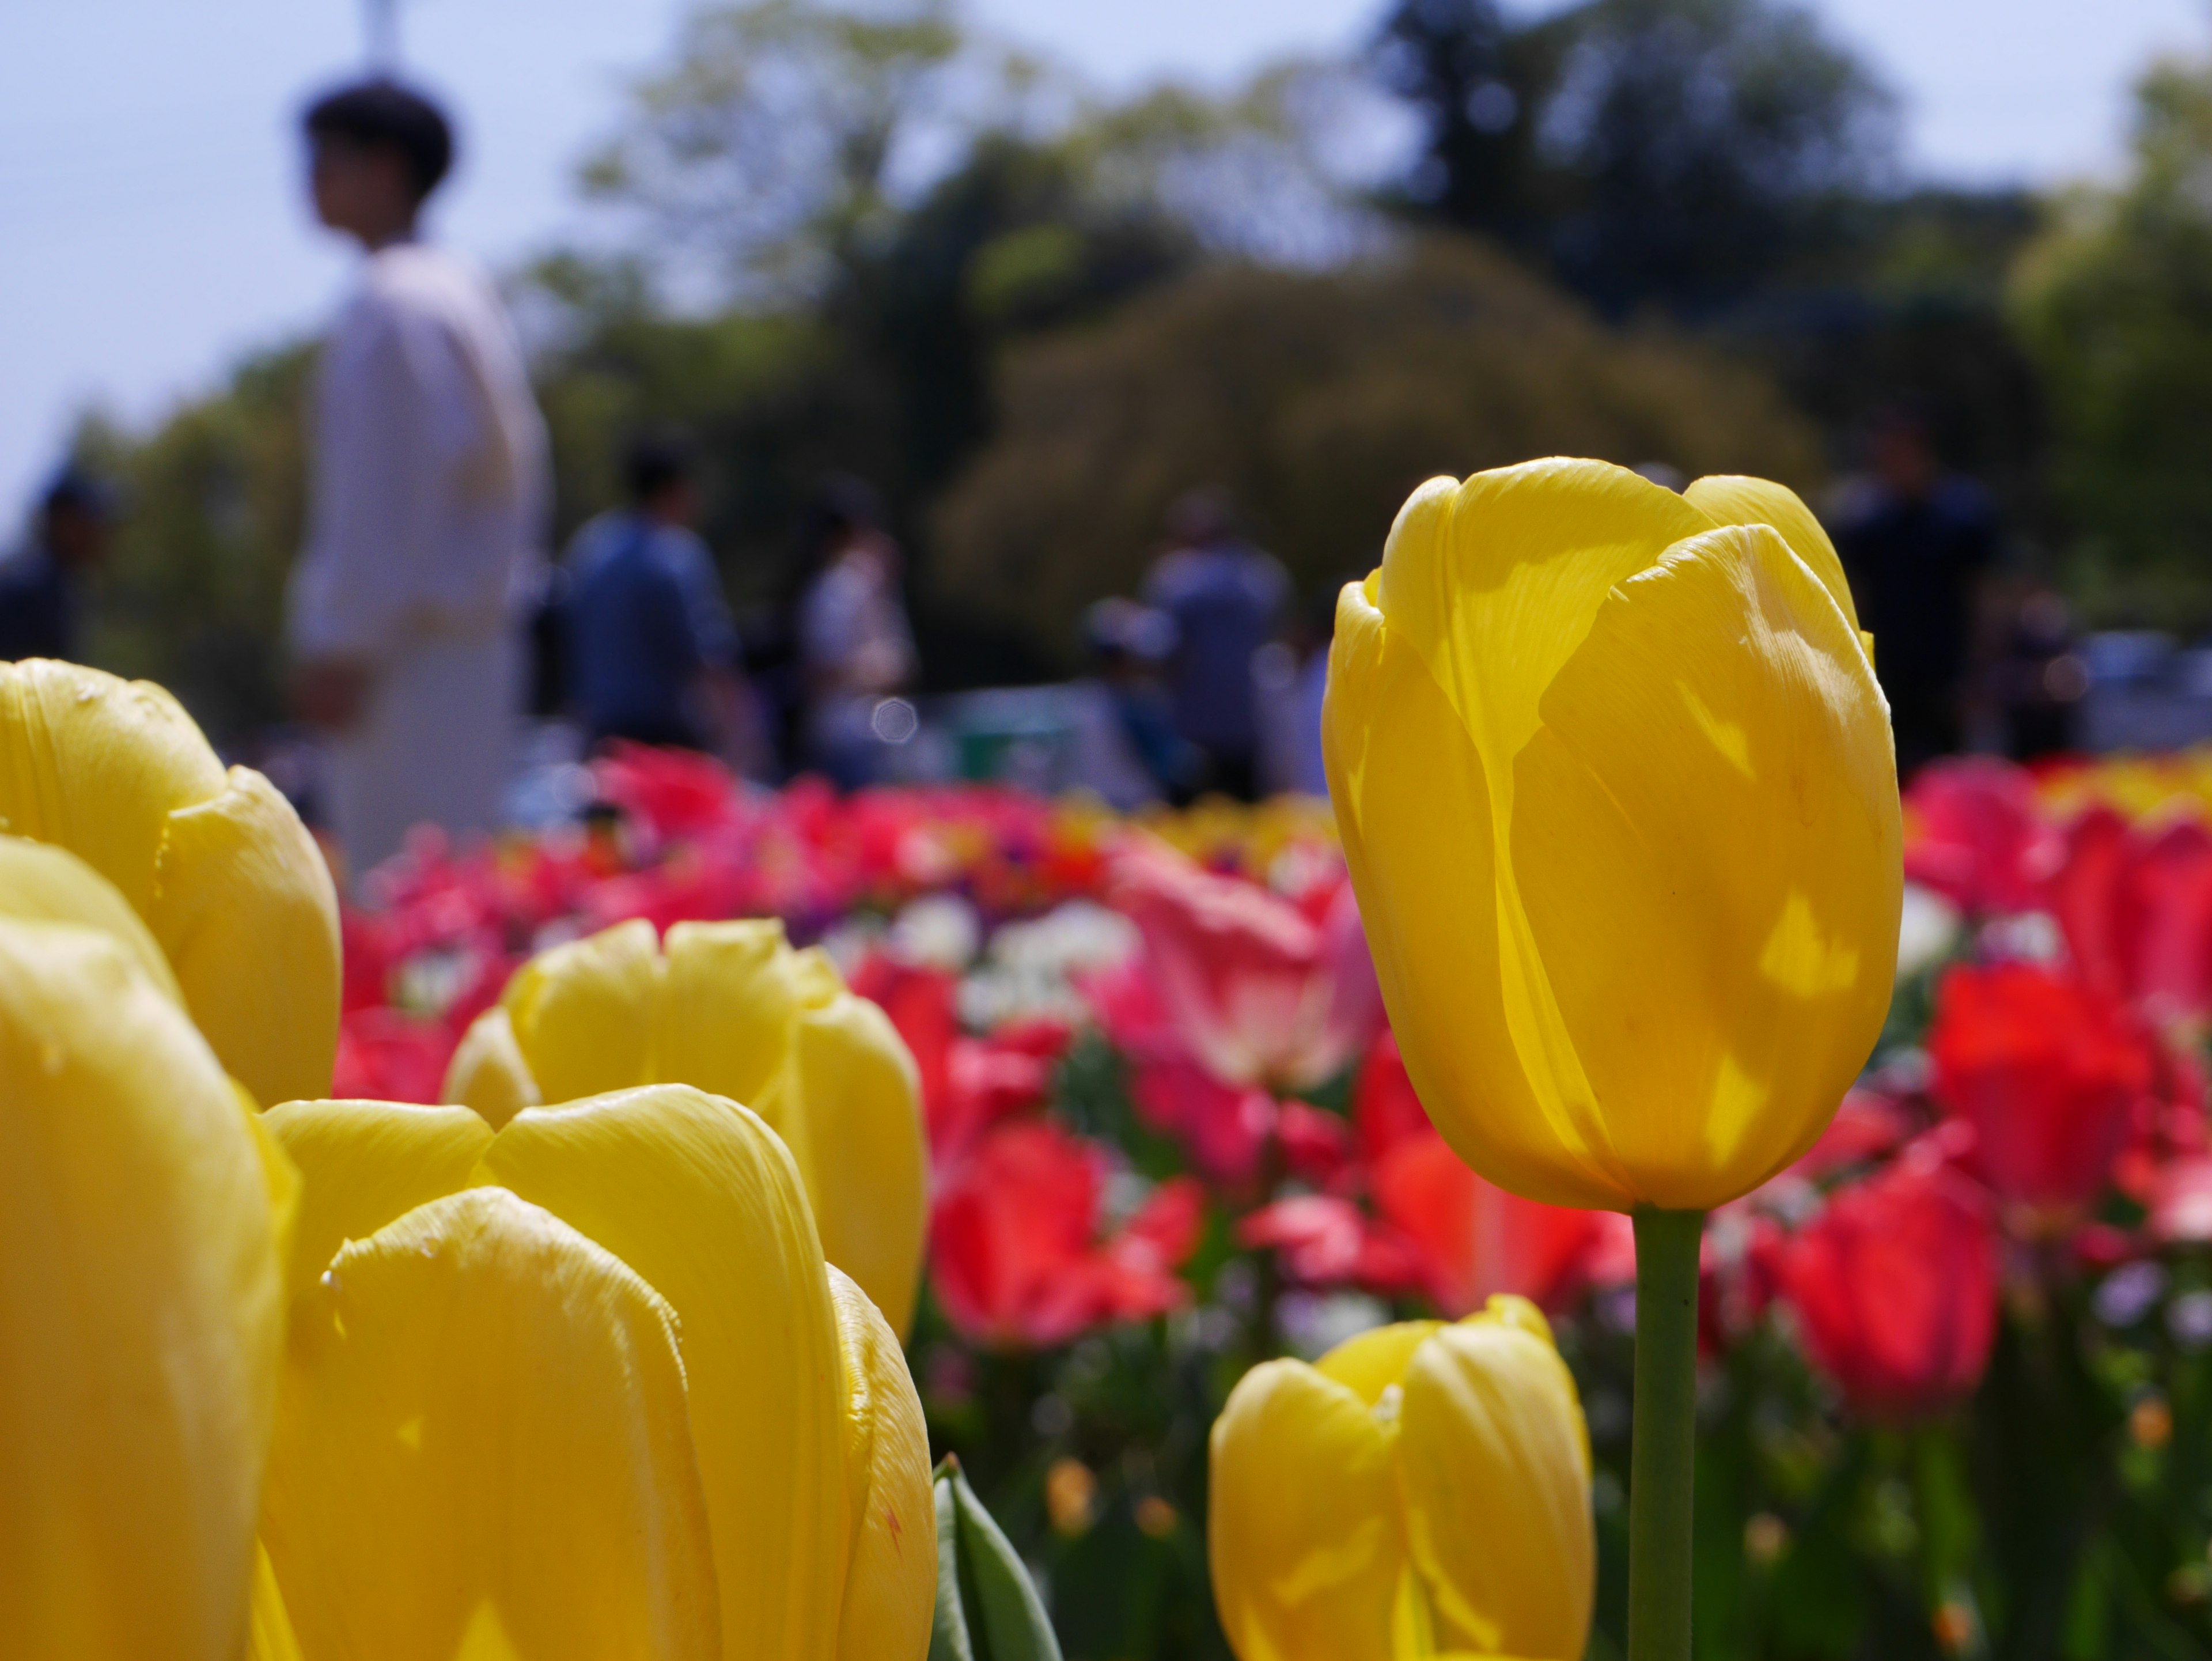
1324 459 1901 1212
0 660 340 1105
444 917 929 1334
0 899 296 1660
258 1085 936 1661
1209 1296 1593 1661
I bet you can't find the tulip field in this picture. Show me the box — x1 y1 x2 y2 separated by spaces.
309 740 2212 1660
16 468 2212 1661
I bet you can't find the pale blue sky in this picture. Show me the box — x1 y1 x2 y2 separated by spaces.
2 0 2206 514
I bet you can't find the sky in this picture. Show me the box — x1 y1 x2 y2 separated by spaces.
2 0 2207 517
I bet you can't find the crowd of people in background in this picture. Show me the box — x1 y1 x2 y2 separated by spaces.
0 71 2093 886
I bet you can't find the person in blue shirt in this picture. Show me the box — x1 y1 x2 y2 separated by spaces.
1141 487 1289 801
0 468 112 664
564 437 747 755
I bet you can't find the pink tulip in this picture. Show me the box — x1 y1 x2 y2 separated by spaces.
1902 756 2062 915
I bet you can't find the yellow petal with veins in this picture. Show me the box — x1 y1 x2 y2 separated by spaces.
0 915 288 1661
1209 1359 1404 1661
480 1085 847 1661
500 917 660 1101
261 1187 719 1661
261 1099 494 1303
827 1266 937 1661
441 1007 543 1126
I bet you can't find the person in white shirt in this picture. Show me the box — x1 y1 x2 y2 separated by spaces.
286 80 547 879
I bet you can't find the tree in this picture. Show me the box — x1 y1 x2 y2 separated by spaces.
2013 56 2212 625
1373 0 1897 315
932 239 1824 659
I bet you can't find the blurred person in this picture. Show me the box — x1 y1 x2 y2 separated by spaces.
794 475 916 789
1258 580 1347 800
0 467 112 662
1832 405 1999 777
565 436 756 763
1142 487 1289 801
285 78 547 876
1993 584 2086 762
1073 597 1202 808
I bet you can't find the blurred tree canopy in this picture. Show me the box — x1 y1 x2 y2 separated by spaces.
933 239 1824 653
1373 0 1897 314
59 0 2106 743
2013 55 2212 626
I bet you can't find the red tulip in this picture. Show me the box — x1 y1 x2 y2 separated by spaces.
331 1007 456 1104
1236 1195 1429 1297
2050 808 2212 1028
1353 1029 1435 1167
1902 756 2062 915
930 1120 1201 1348
1778 1143 1998 1422
1928 961 2154 1225
1108 842 1380 1092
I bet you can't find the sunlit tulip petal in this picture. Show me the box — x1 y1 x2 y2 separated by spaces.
0 661 340 1101
1210 1358 1406 1661
1512 525 1900 1208
825 1267 938 1661
498 917 660 1100
0 915 290 1661
0 834 180 1003
446 919 930 1335
1328 572 1613 1208
480 1086 850 1661
1313 1320 1442 1405
147 767 342 1107
1396 1300 1593 1660
768 994 929 1337
1327 461 1901 1212
262 1099 495 1302
657 919 808 1106
0 660 226 912
1682 474 1861 635
247 1540 303 1661
439 1007 541 1127
262 1187 720 1661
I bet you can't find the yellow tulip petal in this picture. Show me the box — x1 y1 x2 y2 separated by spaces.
0 833 181 1005
149 767 342 1106
768 991 929 1337
655 919 806 1106
1325 577 1627 1208
442 1007 544 1127
0 661 227 914
262 1099 494 1303
1397 1309 1593 1661
1683 474 1860 634
501 918 661 1101
827 1266 938 1661
1512 524 1901 1207
1315 1319 1442 1406
262 1187 720 1661
1209 1359 1405 1661
0 917 286 1661
480 1085 847 1661
247 1541 303 1661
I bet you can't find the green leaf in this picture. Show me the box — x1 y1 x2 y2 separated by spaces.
929 1454 1065 1661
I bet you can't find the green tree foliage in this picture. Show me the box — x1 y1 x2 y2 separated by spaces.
932 239 1824 659
2013 56 2212 625
1375 0 1898 314
71 346 313 745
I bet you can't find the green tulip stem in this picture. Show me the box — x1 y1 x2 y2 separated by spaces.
1627 1206 1705 1661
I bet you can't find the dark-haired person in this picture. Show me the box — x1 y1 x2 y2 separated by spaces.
284 78 547 876
0 468 112 663
563 438 755 765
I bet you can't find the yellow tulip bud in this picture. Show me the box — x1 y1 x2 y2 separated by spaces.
262 1086 938 1661
1209 1296 1593 1661
1324 459 1900 1212
0 661 340 1106
444 918 928 1334
0 908 295 1660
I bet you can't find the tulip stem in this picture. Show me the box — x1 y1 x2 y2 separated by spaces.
1627 1206 1704 1661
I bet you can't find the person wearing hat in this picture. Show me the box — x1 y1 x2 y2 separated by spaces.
0 467 112 664
285 78 548 876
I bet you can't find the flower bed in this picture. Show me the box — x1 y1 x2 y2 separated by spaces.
335 741 2212 1659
